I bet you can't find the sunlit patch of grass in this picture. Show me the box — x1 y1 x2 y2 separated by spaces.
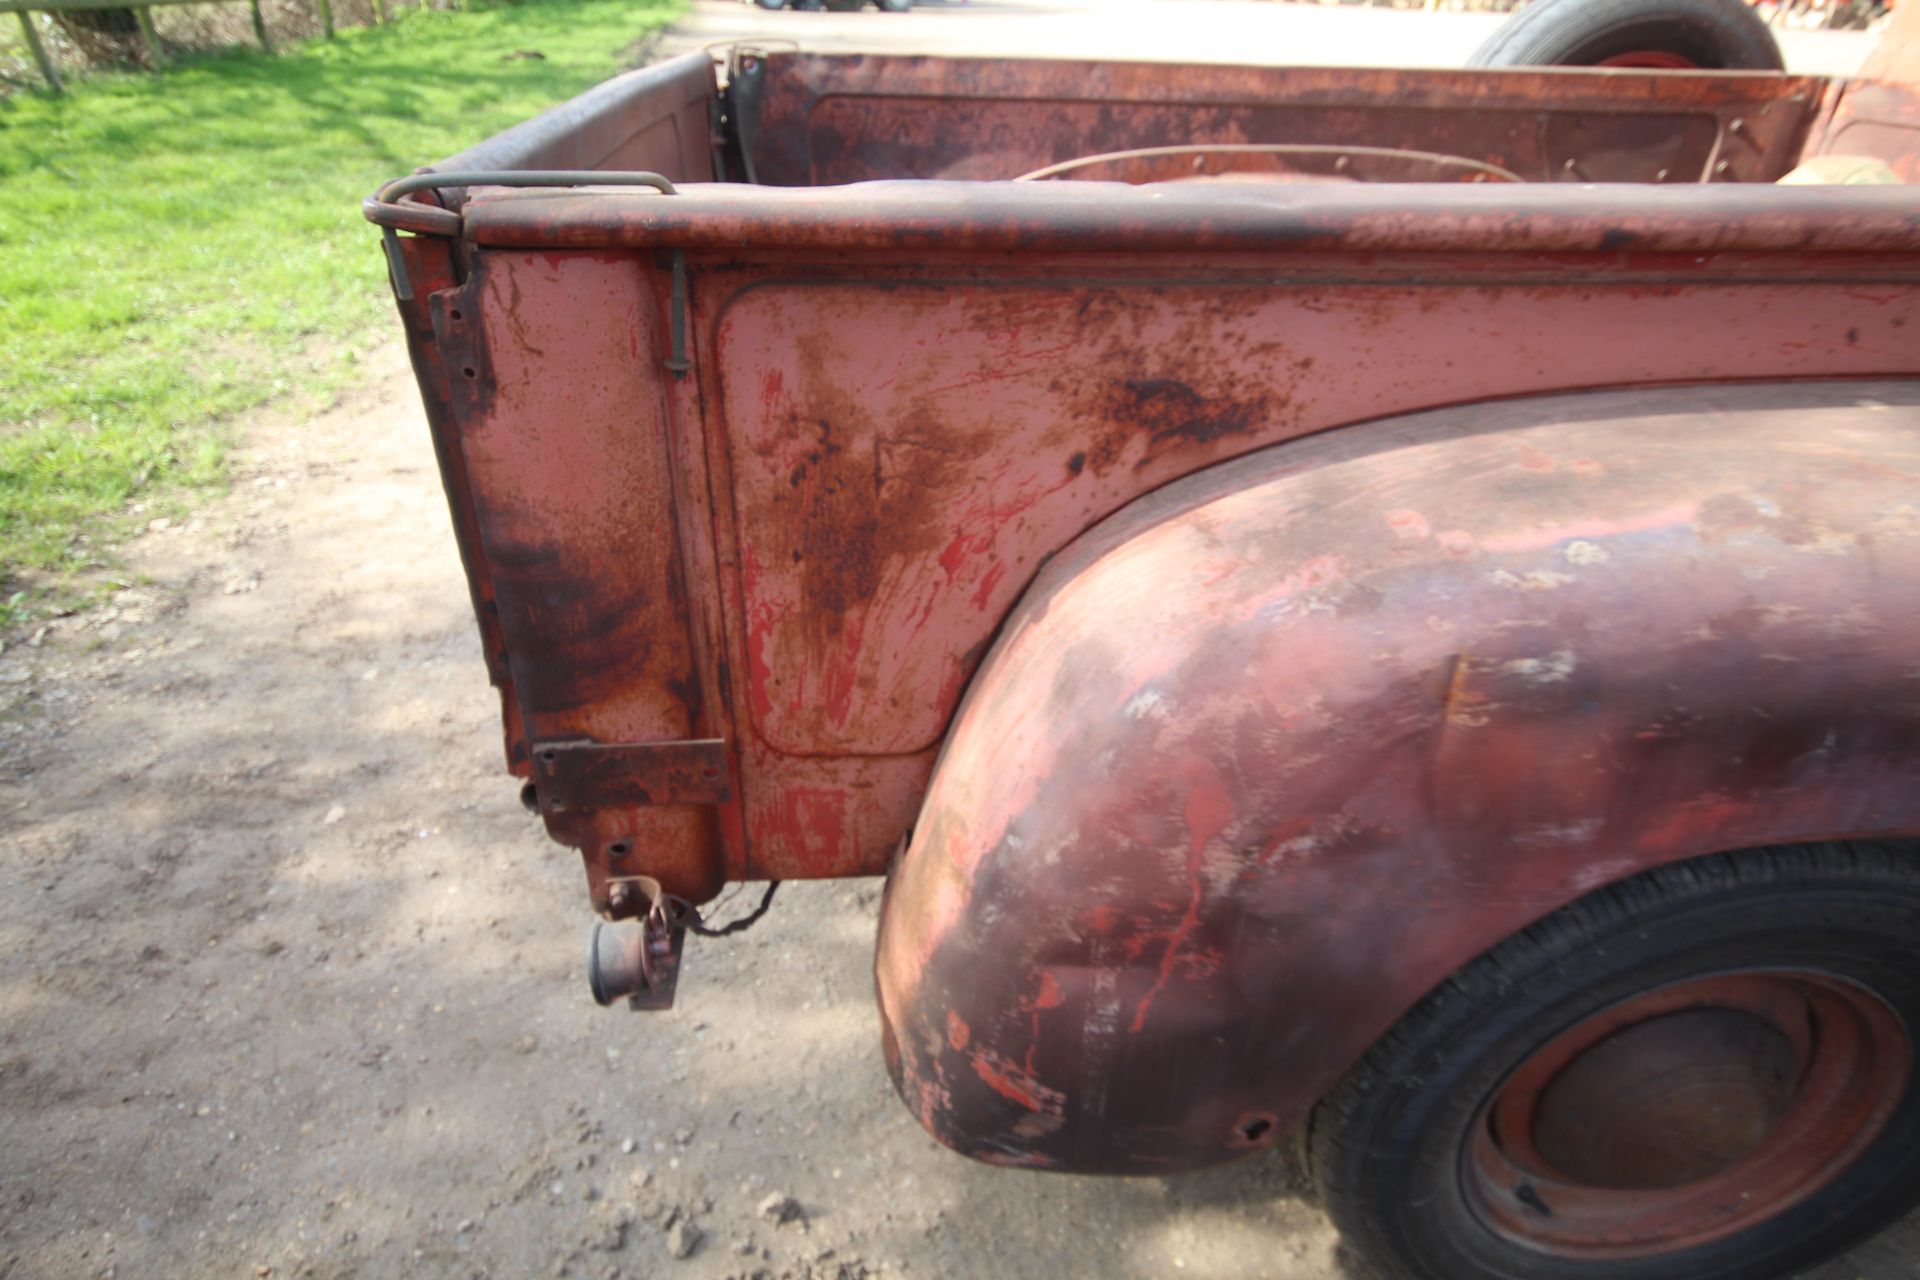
0 0 684 626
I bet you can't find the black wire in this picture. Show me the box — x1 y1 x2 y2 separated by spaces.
674 881 780 938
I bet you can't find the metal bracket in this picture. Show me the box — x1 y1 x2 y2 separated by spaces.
666 249 692 379
530 738 732 816
631 908 684 1010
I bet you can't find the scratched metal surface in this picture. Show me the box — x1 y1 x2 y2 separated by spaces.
379 54 1920 917
875 383 1920 1172
431 231 1920 911
735 55 1822 187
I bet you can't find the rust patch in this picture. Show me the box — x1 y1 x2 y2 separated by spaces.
1111 378 1268 451
432 273 499 424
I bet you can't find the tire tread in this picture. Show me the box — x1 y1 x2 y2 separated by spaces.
1310 841 1920 1280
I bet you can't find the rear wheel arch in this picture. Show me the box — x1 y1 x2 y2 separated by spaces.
875 380 1920 1176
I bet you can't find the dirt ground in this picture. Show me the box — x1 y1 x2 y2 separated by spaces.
0 3 1915 1279
0 338 1347 1280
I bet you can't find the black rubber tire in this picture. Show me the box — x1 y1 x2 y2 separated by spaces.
754 0 787 9
1466 0 1785 71
877 0 913 10
1309 843 1920 1280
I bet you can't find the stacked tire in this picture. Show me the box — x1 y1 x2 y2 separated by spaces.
1468 0 1786 69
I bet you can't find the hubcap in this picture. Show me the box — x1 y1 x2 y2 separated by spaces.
1465 972 1910 1256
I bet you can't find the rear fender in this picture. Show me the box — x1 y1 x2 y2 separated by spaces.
874 381 1920 1175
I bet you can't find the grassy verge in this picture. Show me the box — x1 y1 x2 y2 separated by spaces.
0 0 684 625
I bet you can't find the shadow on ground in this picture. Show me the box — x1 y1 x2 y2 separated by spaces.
1 354 1914 1279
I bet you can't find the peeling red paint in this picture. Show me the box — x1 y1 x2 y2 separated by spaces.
741 545 778 722
778 786 849 863
1385 508 1432 540
971 1049 1064 1115
1034 971 1064 1010
1130 761 1235 1033
1516 444 1557 472
970 560 1010 613
821 614 866 730
1474 502 1701 554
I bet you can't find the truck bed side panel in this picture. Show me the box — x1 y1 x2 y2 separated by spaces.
704 266 1920 770
736 56 1819 186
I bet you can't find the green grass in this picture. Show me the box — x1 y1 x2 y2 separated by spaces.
0 0 684 625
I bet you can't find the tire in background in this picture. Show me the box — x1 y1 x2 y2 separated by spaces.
1310 842 1920 1280
1467 0 1786 70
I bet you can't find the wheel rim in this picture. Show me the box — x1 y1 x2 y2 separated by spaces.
1464 972 1911 1258
1595 50 1701 69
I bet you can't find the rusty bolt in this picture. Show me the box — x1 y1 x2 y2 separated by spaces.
1728 118 1745 135
1714 160 1732 176
1654 168 1671 182
609 882 633 912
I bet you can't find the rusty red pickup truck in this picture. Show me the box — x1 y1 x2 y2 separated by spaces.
366 13 1920 1278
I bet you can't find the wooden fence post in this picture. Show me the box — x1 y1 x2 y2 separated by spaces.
247 0 269 49
314 0 331 37
134 4 165 64
15 9 62 91
370 0 384 24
